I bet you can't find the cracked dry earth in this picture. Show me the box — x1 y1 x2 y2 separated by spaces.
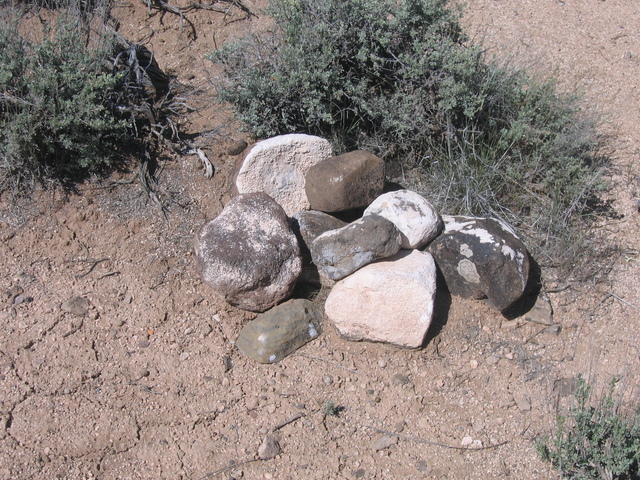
1 1 640 479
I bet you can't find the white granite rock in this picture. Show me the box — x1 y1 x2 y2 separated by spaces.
235 134 333 216
364 190 441 249
325 250 437 348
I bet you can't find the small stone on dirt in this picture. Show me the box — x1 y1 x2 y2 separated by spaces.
517 397 531 412
227 139 248 156
371 434 398 451
257 435 281 460
13 294 33 305
61 296 90 316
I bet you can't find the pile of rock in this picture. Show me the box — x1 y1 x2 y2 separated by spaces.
195 134 530 362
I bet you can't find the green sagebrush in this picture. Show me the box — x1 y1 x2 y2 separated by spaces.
208 0 604 260
537 376 640 479
0 15 130 189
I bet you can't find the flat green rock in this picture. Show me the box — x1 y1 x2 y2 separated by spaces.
236 298 323 363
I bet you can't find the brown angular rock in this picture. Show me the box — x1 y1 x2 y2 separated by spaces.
305 150 385 212
194 193 302 312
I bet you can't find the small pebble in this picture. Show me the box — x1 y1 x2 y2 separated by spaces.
13 294 33 305
486 354 500 365
469 359 478 369
518 397 532 412
394 420 405 433
227 139 248 156
323 375 334 386
371 434 397 451
392 374 410 386
378 359 387 368
257 436 280 460
138 340 150 348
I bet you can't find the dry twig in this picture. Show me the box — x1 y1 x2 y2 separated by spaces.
368 426 509 451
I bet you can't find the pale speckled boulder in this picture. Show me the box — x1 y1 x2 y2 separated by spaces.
236 299 322 363
325 250 437 348
427 215 529 311
194 192 302 312
235 134 333 216
364 190 442 249
310 214 402 281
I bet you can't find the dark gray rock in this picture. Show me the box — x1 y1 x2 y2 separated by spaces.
305 150 385 212
293 211 348 288
294 210 348 248
236 299 322 363
194 192 302 312
227 139 248 156
427 215 530 311
311 214 403 281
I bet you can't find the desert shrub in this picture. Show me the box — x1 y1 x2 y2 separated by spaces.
0 15 132 190
208 0 604 259
537 376 640 480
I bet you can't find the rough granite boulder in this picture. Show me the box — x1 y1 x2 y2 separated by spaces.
325 250 437 348
310 214 403 281
364 190 442 249
427 215 530 311
235 134 333 216
236 298 322 363
305 150 385 212
194 192 302 312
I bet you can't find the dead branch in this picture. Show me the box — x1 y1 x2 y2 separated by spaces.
185 147 214 178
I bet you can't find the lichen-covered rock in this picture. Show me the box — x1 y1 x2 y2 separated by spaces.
310 214 402 281
364 190 442 249
305 150 385 212
194 192 302 312
235 134 333 216
325 250 437 348
427 215 530 311
236 299 322 363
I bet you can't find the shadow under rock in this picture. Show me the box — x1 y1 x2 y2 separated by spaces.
422 266 452 348
502 253 543 320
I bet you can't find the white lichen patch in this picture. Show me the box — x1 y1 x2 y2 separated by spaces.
457 259 480 284
460 243 473 258
308 323 318 338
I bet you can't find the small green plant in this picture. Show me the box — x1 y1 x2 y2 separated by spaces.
208 0 606 262
323 400 341 417
536 375 640 479
0 15 131 190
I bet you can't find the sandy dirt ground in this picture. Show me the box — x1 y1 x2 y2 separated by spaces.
1 1 639 479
